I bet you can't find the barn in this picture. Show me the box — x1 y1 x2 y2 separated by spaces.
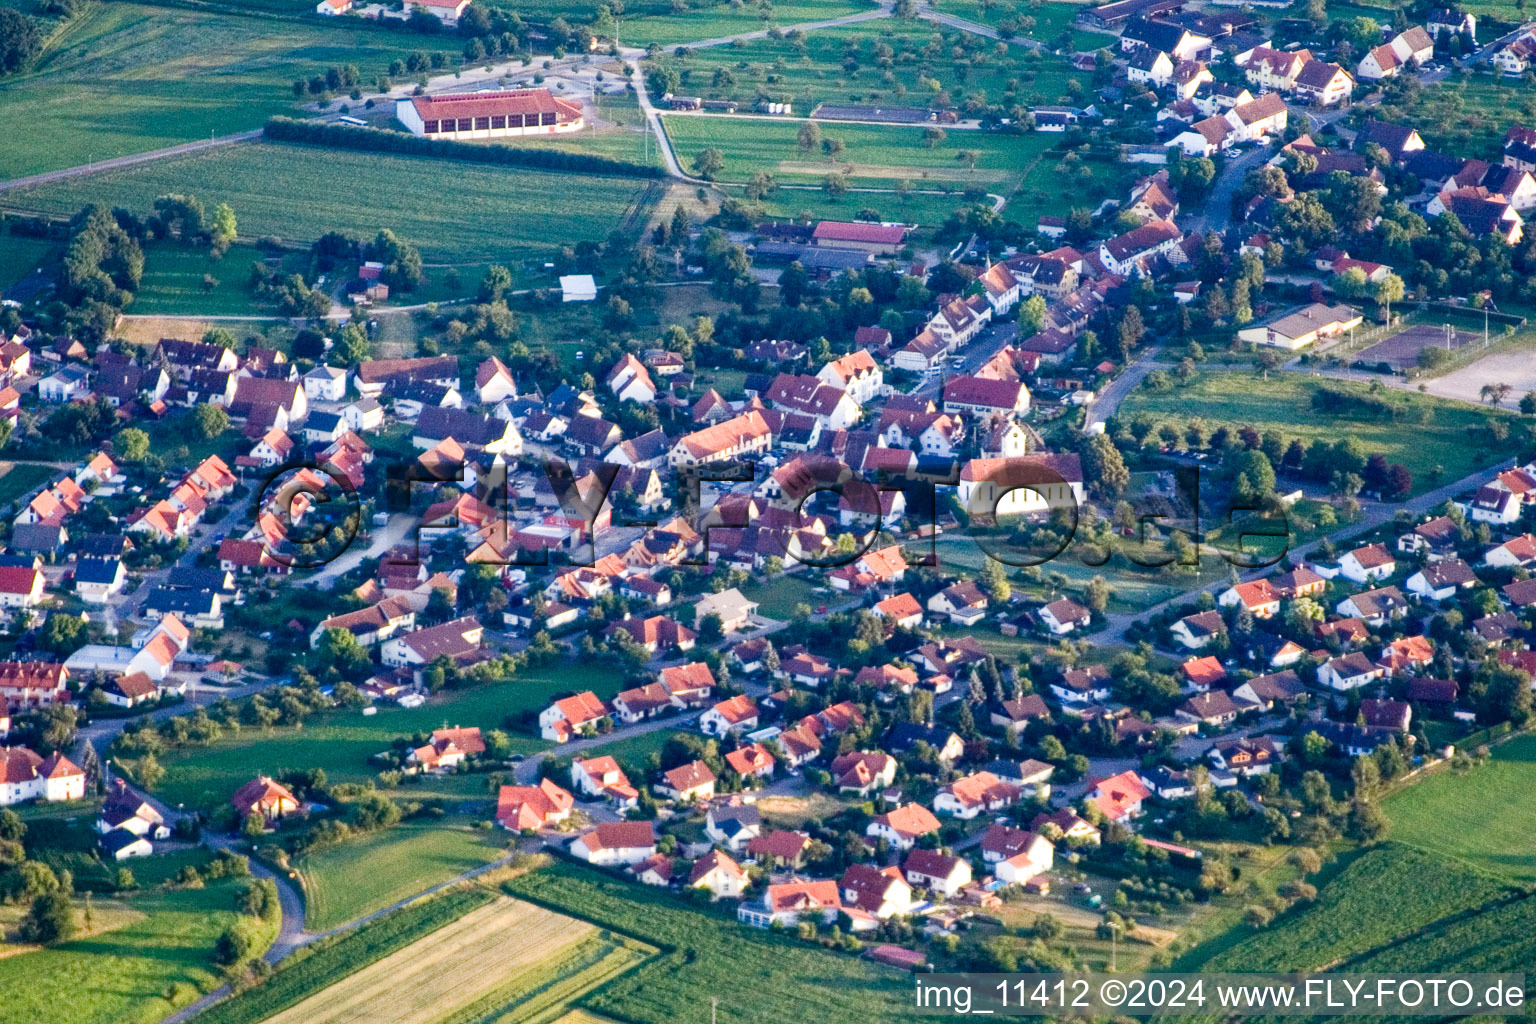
396 88 585 140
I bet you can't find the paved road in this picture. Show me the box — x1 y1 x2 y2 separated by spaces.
1083 343 1162 432
0 131 264 195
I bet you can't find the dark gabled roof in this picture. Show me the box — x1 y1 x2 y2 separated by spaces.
414 406 510 447
74 556 122 585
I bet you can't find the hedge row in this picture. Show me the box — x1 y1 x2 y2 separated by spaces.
263 116 664 179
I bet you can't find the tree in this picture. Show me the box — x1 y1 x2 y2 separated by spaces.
136 753 165 790
981 557 1011 602
18 890 75 945
41 613 87 656
797 120 821 153
1116 306 1145 358
478 264 512 303
333 322 371 365
922 126 947 148
1019 294 1047 335
692 148 724 180
209 203 237 257
192 403 229 440
114 428 150 462
1374 272 1405 321
0 8 43 75
1082 433 1130 497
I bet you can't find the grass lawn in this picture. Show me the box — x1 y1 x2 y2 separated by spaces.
581 728 689 778
0 234 57 291
665 115 1053 189
1118 370 1512 494
618 0 877 46
1383 733 1536 884
735 181 978 228
1369 74 1536 161
741 573 825 618
295 818 504 930
0 2 418 179
0 462 57 513
146 663 621 813
3 142 654 264
132 243 283 316
0 880 276 1024
505 860 929 1024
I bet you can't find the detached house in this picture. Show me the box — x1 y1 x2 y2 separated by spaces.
1340 543 1395 584
867 802 942 850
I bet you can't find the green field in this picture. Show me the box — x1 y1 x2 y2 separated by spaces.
1383 733 1536 884
0 1 417 180
4 142 655 263
1200 845 1516 972
1370 75 1536 161
0 234 57 291
505 861 928 1024
132 243 285 316
0 880 277 1024
741 573 824 618
1119 371 1511 493
296 819 503 930
580 729 689 779
148 663 620 812
664 115 1048 188
197 887 494 1024
0 461 57 512
664 115 1137 227
652 20 1077 115
617 0 878 46
940 0 1117 51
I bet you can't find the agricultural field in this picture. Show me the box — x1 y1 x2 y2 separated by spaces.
0 233 56 292
651 20 1081 115
1118 370 1512 492
2 142 656 264
505 861 929 1024
1383 733 1536 885
198 887 494 1024
0 2 419 179
1199 844 1516 973
0 880 277 1024
145 662 621 812
265 895 647 1024
295 818 505 930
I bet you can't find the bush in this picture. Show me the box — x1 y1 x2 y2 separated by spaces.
261 117 664 180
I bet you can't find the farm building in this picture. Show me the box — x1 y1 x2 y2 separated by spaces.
396 89 584 140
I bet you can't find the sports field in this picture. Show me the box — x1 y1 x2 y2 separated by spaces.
0 3 413 179
1357 323 1480 370
4 143 655 263
1383 733 1536 884
263 895 643 1024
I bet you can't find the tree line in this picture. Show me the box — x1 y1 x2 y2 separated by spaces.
262 116 664 180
